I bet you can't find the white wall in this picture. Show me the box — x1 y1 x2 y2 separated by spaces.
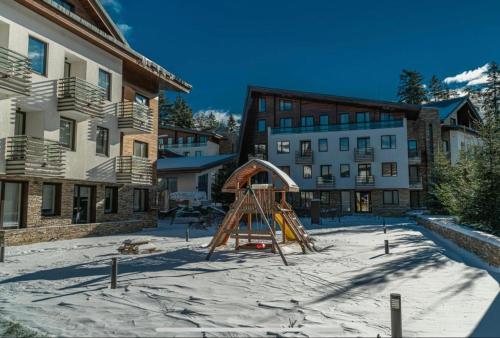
162 165 222 201
162 140 220 157
0 1 123 182
449 130 479 165
268 119 410 190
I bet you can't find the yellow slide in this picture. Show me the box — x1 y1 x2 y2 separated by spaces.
274 213 297 241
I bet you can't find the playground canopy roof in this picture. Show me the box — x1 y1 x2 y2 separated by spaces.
222 159 300 193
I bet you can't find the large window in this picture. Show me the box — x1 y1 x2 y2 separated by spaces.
303 165 312 179
28 36 47 75
258 97 266 113
105 187 118 214
254 144 267 159
133 189 149 212
339 113 349 124
0 181 24 228
408 140 418 156
318 138 328 152
279 118 292 128
60 117 75 150
187 136 195 144
380 112 394 121
257 119 266 132
319 115 329 126
96 126 109 156
133 141 148 158
320 165 332 177
320 191 331 206
381 135 396 149
383 190 399 205
42 183 60 216
15 110 26 136
340 164 350 177
199 135 208 143
339 137 349 151
301 116 314 127
279 99 292 111
277 141 290 154
98 69 111 101
356 112 370 123
135 93 149 106
165 177 178 193
300 191 314 208
382 162 398 177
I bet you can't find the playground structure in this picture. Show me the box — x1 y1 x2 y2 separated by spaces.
206 159 315 265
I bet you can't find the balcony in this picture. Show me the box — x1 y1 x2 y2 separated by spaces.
409 176 423 189
295 150 313 164
161 142 207 151
117 101 153 134
356 175 375 187
57 77 106 120
0 47 31 99
5 136 65 177
271 119 404 135
316 176 336 189
354 147 374 162
408 149 421 164
248 153 266 161
116 156 153 185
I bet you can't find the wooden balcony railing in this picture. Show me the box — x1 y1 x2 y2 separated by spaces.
117 100 153 134
116 156 153 185
316 176 336 189
295 150 313 164
57 77 106 119
354 147 374 162
5 136 65 177
0 46 31 98
355 175 375 187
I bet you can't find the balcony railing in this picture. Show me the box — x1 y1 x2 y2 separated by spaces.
117 101 153 134
116 156 153 185
316 176 336 189
295 150 313 164
271 119 404 135
408 149 421 163
248 153 266 161
161 142 208 149
5 136 65 177
354 147 374 162
0 46 31 98
57 77 106 119
409 176 423 189
356 175 375 187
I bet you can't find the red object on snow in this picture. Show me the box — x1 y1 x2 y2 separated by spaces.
256 243 266 249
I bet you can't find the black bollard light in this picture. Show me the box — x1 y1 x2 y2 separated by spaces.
390 293 403 338
111 257 118 289
385 240 389 254
185 225 190 242
0 244 4 263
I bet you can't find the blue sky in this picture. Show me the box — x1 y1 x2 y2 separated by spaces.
102 0 498 116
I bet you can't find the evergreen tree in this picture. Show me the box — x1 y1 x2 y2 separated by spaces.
428 75 445 102
158 91 173 125
165 96 194 128
211 161 238 206
206 112 219 131
227 114 238 134
397 69 427 104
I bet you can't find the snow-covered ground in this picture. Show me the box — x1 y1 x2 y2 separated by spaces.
0 215 498 337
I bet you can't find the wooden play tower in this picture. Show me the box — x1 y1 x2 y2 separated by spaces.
206 159 315 266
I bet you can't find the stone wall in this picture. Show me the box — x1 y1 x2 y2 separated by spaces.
415 216 500 267
0 219 156 246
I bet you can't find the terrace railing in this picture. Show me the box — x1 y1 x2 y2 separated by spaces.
117 100 153 134
355 175 375 187
316 176 336 189
271 119 404 135
354 147 374 162
116 156 153 185
57 77 106 119
0 46 31 98
295 150 314 164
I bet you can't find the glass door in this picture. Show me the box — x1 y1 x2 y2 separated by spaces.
355 191 371 213
73 185 94 224
341 191 351 213
300 140 312 156
357 137 370 151
0 182 23 228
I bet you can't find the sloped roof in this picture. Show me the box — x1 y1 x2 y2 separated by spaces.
423 97 470 121
157 154 236 173
222 159 299 193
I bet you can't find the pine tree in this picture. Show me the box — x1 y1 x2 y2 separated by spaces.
206 112 219 131
158 91 173 125
165 96 194 128
397 69 427 104
428 75 445 102
227 114 238 134
211 161 238 206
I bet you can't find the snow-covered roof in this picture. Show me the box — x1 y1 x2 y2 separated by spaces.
157 154 236 172
423 97 471 121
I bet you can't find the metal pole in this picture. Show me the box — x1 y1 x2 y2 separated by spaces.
0 245 4 263
185 224 190 242
385 240 389 254
383 217 386 233
390 293 403 338
111 257 118 289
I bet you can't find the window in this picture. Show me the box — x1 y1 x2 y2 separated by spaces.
383 190 399 205
199 136 208 144
339 137 349 151
28 36 47 75
382 162 398 177
357 137 370 150
187 136 195 144
258 97 266 113
450 118 457 126
279 118 292 128
300 140 312 156
167 137 174 145
300 191 314 208
320 192 331 205
408 140 417 156
254 144 267 157
15 110 26 136
105 187 118 214
135 93 149 106
279 99 293 111
442 140 449 152
279 166 290 176
257 119 266 132
42 183 60 216
381 135 396 149
98 69 111 101
177 137 184 144
133 189 149 212
340 164 350 177
195 151 202 157
380 112 394 121
303 165 312 179
358 163 372 176
320 165 332 177
277 141 290 154
183 151 190 157
133 141 148 158
339 113 349 124
301 116 314 127
60 117 75 150
319 115 329 125
96 126 109 156
356 112 370 123
318 138 328 152
53 0 74 12
165 177 178 193
428 124 434 157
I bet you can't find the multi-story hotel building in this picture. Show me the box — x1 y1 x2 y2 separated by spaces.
0 0 190 243
238 86 442 214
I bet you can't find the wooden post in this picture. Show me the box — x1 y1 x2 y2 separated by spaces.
111 257 118 289
0 244 4 263
235 224 240 251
